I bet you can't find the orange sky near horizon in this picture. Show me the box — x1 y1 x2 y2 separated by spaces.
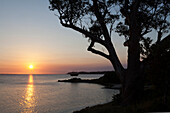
0 54 115 74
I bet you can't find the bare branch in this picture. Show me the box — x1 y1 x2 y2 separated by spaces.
156 30 162 44
141 27 152 36
87 41 110 59
109 24 113 37
59 19 106 46
156 14 168 44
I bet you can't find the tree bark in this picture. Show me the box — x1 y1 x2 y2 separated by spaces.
121 0 144 105
121 35 144 105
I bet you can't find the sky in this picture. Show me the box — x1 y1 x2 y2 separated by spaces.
0 0 127 74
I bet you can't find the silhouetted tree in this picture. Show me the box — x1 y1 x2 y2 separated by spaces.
147 35 170 105
49 0 170 105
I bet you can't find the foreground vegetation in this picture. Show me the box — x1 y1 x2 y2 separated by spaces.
74 88 170 113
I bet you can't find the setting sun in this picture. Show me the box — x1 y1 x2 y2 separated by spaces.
29 65 34 69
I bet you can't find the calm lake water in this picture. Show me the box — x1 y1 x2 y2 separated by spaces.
0 74 119 113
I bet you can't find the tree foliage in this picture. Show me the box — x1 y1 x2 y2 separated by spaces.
49 0 169 60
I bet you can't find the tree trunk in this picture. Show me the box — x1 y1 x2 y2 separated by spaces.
122 69 144 105
121 35 144 105
121 2 144 105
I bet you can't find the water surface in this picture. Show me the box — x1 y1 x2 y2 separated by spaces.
0 74 119 113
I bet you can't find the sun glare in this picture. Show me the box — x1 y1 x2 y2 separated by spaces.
29 65 34 69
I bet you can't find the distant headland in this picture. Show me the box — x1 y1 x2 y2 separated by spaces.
67 71 114 75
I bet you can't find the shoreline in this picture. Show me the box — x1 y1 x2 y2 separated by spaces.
58 73 122 113
59 72 121 89
58 74 170 113
58 77 122 89
73 101 115 113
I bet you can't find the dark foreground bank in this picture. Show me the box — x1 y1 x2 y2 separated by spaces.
58 72 170 113
73 89 170 113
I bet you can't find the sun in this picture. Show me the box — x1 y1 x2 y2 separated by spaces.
29 65 34 69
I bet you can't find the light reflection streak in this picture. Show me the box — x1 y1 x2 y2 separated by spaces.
20 74 36 113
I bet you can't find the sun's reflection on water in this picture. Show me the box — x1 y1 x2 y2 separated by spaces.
20 74 36 113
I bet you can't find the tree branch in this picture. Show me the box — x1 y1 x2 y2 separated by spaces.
141 26 151 36
156 14 168 44
93 0 111 42
156 30 162 44
59 18 106 46
55 1 124 81
93 0 125 80
87 41 110 60
120 0 130 24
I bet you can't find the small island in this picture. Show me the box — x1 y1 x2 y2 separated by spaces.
60 71 121 89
